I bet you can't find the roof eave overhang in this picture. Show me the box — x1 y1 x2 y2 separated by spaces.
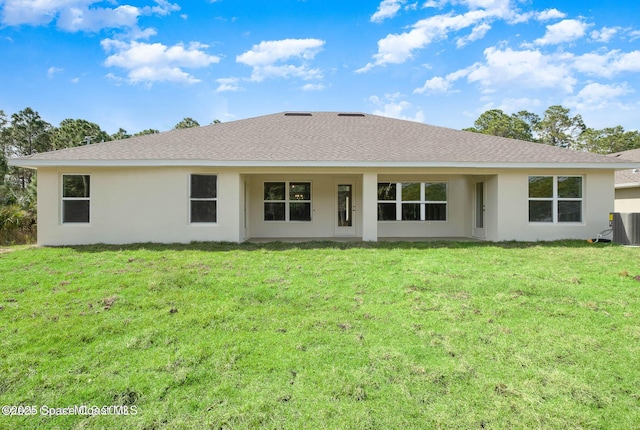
615 182 640 189
8 159 638 170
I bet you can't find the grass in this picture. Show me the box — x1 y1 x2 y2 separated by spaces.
0 240 639 429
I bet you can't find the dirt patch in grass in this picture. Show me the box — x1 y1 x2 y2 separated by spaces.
102 295 118 310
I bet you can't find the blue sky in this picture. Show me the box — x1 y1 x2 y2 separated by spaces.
0 0 639 134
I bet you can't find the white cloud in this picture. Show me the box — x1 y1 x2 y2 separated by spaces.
536 8 566 21
236 38 325 82
105 72 125 85
427 44 640 100
534 19 588 46
494 97 542 113
590 27 620 43
571 50 618 77
251 64 323 82
127 27 158 40
215 77 243 93
127 66 199 85
236 39 324 66
461 0 509 9
103 40 218 69
0 0 179 33
369 93 425 122
358 6 508 72
456 22 491 47
415 76 453 94
614 50 640 72
565 82 633 111
142 0 180 17
572 50 640 78
301 83 327 91
47 66 63 79
102 39 220 85
505 7 565 24
371 0 406 23
57 5 140 32
466 47 577 93
414 67 470 94
1 0 79 26
579 82 632 100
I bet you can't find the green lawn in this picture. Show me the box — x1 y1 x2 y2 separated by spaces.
0 241 639 429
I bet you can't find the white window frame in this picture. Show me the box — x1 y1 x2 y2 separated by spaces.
528 176 583 224
263 181 312 222
189 174 218 224
61 174 91 224
377 182 448 221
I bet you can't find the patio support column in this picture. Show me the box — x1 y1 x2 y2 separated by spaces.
218 171 243 243
362 172 378 242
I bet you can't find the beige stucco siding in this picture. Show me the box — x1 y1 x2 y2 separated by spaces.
614 187 640 212
494 170 614 241
35 167 617 245
247 174 362 239
37 167 243 246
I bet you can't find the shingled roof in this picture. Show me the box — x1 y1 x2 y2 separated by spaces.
610 148 640 187
10 112 638 169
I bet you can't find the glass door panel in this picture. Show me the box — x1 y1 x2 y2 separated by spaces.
338 184 352 227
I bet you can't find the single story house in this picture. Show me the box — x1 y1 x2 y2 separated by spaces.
611 148 640 213
9 112 639 245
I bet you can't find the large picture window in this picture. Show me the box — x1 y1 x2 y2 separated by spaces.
190 174 217 223
264 181 312 221
529 176 582 223
378 182 447 221
62 175 91 223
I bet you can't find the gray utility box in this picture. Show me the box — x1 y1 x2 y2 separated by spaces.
611 212 640 245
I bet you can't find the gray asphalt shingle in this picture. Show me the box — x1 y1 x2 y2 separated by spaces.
611 148 640 186
12 112 637 166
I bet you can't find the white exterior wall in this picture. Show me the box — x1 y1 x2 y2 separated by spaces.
483 175 500 242
247 174 362 239
35 167 617 245
37 167 243 246
614 187 640 213
494 170 614 241
362 173 378 241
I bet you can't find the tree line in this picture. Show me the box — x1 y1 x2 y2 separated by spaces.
463 105 640 154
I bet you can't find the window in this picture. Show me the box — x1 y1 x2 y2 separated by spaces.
62 175 90 223
528 176 582 223
377 182 396 221
264 181 311 221
190 175 217 223
378 182 447 221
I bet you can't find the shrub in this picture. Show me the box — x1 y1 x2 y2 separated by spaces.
0 204 36 245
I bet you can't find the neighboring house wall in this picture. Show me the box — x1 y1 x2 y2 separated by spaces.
614 187 640 212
